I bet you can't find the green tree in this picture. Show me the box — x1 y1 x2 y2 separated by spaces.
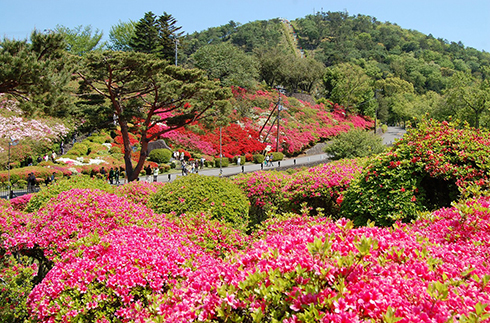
107 20 136 51
77 51 232 181
446 70 490 128
0 30 72 117
191 42 258 87
130 11 182 61
254 47 291 88
323 62 374 114
54 25 105 55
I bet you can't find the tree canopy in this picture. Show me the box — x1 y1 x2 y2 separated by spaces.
0 30 72 117
77 51 232 181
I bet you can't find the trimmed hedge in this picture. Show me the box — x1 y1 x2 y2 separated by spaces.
148 174 250 231
148 148 172 164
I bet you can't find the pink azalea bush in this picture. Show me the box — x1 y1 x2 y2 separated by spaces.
233 159 364 225
114 180 166 205
162 88 373 157
151 197 490 322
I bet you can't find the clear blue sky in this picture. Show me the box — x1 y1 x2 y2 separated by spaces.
1 0 489 52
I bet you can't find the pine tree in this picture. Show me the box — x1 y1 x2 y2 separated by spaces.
130 11 182 61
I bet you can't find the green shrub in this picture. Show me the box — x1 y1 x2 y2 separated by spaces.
25 176 114 212
214 157 229 167
68 143 89 157
324 128 386 160
148 149 172 164
148 174 250 231
253 154 265 164
271 152 284 161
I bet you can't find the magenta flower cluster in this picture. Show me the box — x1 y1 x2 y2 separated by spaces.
1 185 490 321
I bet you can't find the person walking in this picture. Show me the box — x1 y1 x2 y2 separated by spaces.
153 166 159 182
265 155 270 167
145 165 152 182
108 168 115 185
100 166 107 180
115 168 120 185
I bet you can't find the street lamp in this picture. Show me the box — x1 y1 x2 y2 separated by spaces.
275 86 286 153
174 37 179 66
7 137 18 200
219 127 222 176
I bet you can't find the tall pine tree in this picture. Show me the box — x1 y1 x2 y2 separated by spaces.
130 11 182 61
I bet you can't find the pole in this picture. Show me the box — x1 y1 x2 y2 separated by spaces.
174 38 178 66
219 127 222 176
7 140 11 200
276 95 281 153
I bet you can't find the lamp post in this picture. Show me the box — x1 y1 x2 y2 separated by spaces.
7 137 18 200
275 86 286 153
219 127 222 177
174 37 179 66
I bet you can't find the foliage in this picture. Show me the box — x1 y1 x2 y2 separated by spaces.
107 20 136 51
25 175 114 212
148 148 172 164
191 42 259 88
0 254 36 322
341 119 490 226
324 128 386 159
0 30 73 117
148 174 250 231
54 24 105 55
77 50 232 181
130 11 182 61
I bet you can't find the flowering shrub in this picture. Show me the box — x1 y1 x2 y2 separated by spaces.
162 88 373 157
149 174 250 231
282 159 363 215
25 176 114 212
114 180 166 205
233 160 363 225
9 194 32 211
341 119 490 226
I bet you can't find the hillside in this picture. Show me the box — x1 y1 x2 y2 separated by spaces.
182 10 490 128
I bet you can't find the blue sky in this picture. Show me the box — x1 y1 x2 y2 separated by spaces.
1 0 489 52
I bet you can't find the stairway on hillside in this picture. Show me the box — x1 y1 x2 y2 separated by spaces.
280 18 304 58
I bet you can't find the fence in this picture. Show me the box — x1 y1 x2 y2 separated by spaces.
0 186 40 200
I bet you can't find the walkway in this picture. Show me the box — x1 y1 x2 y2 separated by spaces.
158 153 331 182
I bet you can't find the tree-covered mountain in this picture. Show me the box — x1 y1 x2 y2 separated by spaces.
178 10 490 128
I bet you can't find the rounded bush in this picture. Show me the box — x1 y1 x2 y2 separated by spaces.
253 154 264 164
25 175 114 212
214 157 229 167
324 128 386 160
271 152 284 161
148 148 172 164
148 174 250 231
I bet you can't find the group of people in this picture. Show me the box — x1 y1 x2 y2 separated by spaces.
144 165 160 183
181 160 202 176
264 153 275 167
100 167 121 185
26 171 56 192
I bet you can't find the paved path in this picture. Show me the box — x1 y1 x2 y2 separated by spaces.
158 153 332 182
156 126 408 183
381 126 406 146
